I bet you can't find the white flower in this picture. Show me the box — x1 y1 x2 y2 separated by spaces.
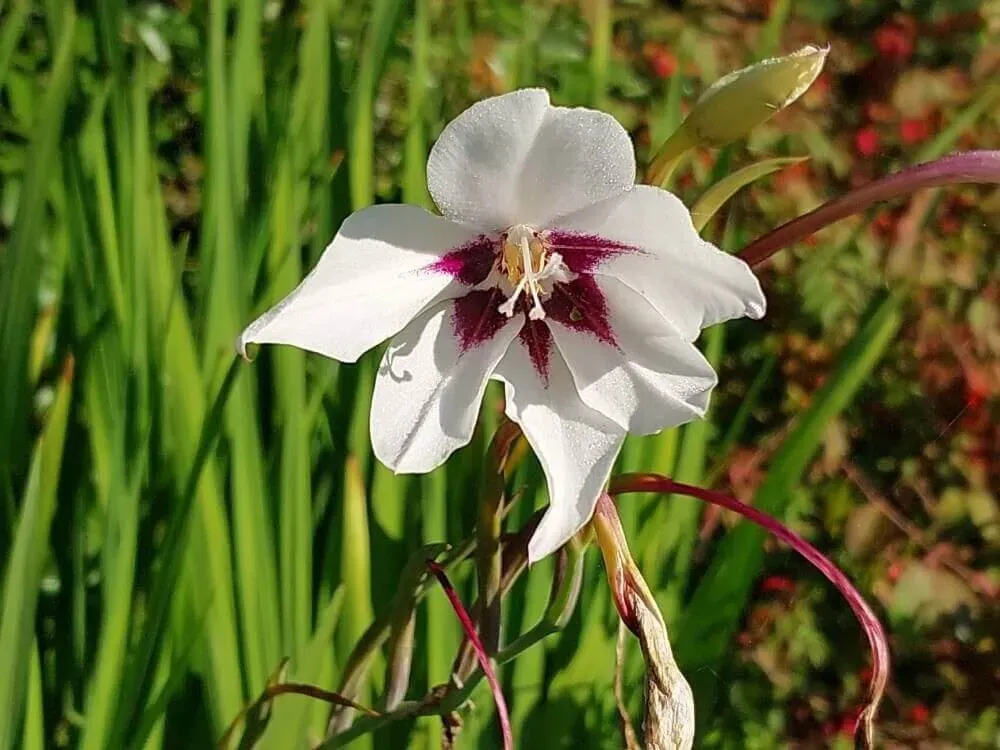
239 89 765 562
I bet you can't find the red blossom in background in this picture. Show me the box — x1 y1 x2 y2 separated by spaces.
899 117 932 145
644 43 678 80
759 575 797 595
854 125 880 157
909 703 932 725
873 18 916 63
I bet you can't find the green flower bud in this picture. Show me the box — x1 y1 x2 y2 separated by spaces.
646 45 827 186
683 44 829 147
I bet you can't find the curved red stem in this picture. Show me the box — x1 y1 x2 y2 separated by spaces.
609 473 889 750
738 150 1000 267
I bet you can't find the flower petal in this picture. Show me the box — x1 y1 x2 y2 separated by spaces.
493 342 625 562
427 89 550 229
549 276 717 434
515 102 636 227
371 299 522 474
553 185 766 341
239 205 478 363
426 89 635 230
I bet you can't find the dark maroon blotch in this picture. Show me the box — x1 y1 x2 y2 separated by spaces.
451 288 508 352
518 318 553 385
428 235 498 286
544 276 618 348
544 231 639 274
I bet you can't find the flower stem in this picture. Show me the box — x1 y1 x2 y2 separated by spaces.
320 538 585 749
427 560 513 750
738 150 1000 267
609 473 890 750
477 420 522 656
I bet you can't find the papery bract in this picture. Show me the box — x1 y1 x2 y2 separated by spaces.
240 88 765 561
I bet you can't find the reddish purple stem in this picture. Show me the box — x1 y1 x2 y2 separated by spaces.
426 560 513 750
609 474 889 750
739 150 1000 267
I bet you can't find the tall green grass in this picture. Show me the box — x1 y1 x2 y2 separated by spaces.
0 2 990 748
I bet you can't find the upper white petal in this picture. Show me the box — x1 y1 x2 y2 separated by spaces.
493 342 625 563
515 102 636 226
239 204 476 363
371 302 522 474
553 185 766 341
426 88 636 230
549 276 718 435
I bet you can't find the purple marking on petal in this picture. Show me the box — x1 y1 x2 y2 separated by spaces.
427 234 498 286
452 288 508 352
544 231 640 274
544 276 618 348
518 319 553 384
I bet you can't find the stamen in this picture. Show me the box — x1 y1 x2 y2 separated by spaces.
496 226 571 320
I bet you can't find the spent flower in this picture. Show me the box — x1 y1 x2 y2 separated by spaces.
593 494 694 750
240 88 764 561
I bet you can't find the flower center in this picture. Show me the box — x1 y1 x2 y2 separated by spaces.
497 225 568 321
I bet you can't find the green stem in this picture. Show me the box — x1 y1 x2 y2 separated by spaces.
320 539 585 748
477 421 521 656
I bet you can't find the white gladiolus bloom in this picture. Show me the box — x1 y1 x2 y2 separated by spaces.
239 89 765 562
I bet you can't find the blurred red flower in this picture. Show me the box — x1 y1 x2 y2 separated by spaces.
873 20 915 63
760 575 797 595
644 43 677 80
909 703 931 725
900 118 931 144
855 126 880 157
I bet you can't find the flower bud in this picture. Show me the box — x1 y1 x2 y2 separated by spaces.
645 45 827 186
682 44 828 147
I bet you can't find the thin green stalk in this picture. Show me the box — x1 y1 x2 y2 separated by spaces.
421 465 454 748
348 0 408 209
402 0 430 207
335 458 376 750
589 0 611 107
757 0 793 60
0 0 30 90
270 147 313 660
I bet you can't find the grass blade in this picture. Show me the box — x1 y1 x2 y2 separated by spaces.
22 642 44 750
0 5 75 499
0 0 30 90
0 358 73 750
